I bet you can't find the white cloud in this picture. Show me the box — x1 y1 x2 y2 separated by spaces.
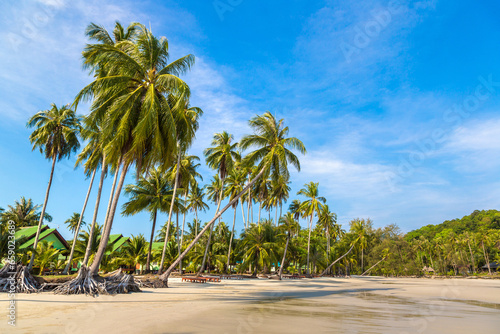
439 117 500 172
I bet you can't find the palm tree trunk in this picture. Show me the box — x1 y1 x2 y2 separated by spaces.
83 156 106 266
306 214 313 275
361 256 387 276
176 212 182 274
158 151 181 274
102 164 119 234
361 247 364 273
247 183 251 228
467 239 475 273
195 209 198 237
179 193 188 275
258 201 262 225
275 206 278 226
145 209 157 273
326 226 330 256
250 193 253 225
63 169 96 274
89 162 129 276
321 244 355 276
198 178 225 276
278 232 290 280
240 200 246 229
199 221 215 276
481 241 491 275
226 205 237 274
161 166 267 283
28 156 56 271
326 226 330 275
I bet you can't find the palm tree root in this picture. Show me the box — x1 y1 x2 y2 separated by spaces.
0 263 40 293
53 266 141 296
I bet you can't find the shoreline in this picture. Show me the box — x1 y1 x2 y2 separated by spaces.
2 276 499 333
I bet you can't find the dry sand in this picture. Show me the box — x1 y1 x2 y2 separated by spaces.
1 276 500 333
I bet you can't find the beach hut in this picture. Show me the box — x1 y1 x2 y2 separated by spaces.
15 225 70 252
422 266 435 274
481 262 499 272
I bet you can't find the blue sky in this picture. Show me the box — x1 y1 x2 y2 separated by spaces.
1 0 500 241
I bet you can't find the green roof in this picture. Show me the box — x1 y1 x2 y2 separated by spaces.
108 234 121 244
110 236 129 252
15 225 48 240
17 226 69 251
104 234 130 254
151 242 164 251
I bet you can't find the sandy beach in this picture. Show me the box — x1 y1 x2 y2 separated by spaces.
1 276 500 334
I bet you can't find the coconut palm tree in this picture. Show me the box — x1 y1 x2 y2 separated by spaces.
297 182 325 275
254 176 271 224
240 221 279 276
64 213 86 234
112 234 147 274
33 241 60 275
476 229 492 275
317 204 337 257
198 175 225 275
166 154 202 274
351 218 370 273
159 102 203 274
122 168 175 273
197 132 240 276
78 22 140 267
27 103 81 271
160 111 306 283
76 123 110 267
224 168 246 273
63 125 103 275
0 197 52 228
270 175 291 225
73 224 103 263
289 199 302 221
187 185 209 236
278 212 300 279
74 23 195 277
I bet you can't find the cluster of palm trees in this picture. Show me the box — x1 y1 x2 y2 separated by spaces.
14 21 315 285
3 20 498 286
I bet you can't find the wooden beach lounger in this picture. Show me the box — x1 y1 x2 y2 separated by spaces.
181 277 208 283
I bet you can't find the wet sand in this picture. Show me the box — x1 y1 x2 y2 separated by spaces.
2 276 500 333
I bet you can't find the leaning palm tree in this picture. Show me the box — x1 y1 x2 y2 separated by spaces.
63 124 104 275
0 197 52 227
122 168 174 273
26 103 81 271
298 182 326 275
74 23 195 277
197 132 240 276
79 22 140 267
159 111 306 284
278 212 300 279
224 168 246 273
166 154 202 274
159 102 202 274
77 123 110 266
